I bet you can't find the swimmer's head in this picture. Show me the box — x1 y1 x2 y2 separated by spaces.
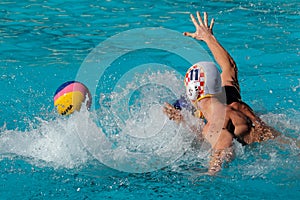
184 62 222 101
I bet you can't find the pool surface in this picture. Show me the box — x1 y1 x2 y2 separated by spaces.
0 0 299 199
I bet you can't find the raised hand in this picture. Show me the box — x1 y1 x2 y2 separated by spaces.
183 11 214 42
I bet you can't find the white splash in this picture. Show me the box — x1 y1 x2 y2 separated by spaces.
0 70 198 172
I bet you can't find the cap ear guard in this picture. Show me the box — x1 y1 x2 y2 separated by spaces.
184 65 204 101
186 82 200 101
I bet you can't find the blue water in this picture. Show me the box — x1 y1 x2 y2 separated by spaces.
1 0 299 199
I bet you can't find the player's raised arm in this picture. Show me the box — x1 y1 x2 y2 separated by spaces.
184 11 239 90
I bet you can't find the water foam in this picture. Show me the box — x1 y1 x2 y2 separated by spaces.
0 70 198 172
0 112 91 169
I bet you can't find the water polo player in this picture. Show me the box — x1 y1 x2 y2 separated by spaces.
163 11 280 175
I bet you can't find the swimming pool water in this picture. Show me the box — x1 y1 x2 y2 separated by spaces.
0 0 299 199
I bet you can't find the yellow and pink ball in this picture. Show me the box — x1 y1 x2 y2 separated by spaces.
54 81 91 115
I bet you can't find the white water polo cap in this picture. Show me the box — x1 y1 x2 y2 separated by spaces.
184 62 222 101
